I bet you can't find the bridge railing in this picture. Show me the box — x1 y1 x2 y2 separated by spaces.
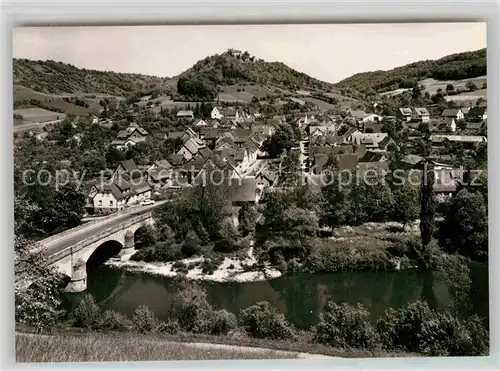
47 213 152 265
41 219 102 245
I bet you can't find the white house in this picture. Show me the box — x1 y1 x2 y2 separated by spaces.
88 178 151 214
444 117 456 133
441 108 465 121
413 108 430 123
362 113 383 124
211 106 224 120
194 119 209 127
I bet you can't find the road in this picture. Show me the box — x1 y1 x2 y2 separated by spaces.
41 201 167 256
13 119 64 133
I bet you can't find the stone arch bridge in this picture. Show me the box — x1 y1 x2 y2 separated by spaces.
40 207 157 293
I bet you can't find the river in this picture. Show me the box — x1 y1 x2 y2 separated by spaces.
63 262 489 330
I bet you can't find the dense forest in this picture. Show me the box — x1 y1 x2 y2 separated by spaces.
334 48 487 94
174 50 336 100
13 58 168 95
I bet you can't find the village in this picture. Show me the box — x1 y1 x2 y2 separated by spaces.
30 99 485 218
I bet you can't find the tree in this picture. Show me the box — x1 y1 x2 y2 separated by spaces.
419 161 436 267
261 122 295 157
466 81 478 91
438 189 488 261
238 203 259 235
239 301 295 340
282 206 318 241
14 195 65 332
391 182 419 228
446 83 455 93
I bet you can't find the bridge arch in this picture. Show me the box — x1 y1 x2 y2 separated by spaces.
48 213 154 293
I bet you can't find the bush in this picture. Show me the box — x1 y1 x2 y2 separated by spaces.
73 294 100 330
313 302 378 349
193 309 237 335
170 284 212 331
239 301 295 340
156 319 181 335
99 310 132 332
376 301 488 356
132 305 158 333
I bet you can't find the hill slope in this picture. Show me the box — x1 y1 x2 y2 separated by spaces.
167 49 336 100
334 48 486 94
13 58 167 95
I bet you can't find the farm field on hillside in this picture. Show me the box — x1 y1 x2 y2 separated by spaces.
14 107 66 124
14 85 102 117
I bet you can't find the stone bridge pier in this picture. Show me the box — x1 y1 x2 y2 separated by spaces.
47 214 154 293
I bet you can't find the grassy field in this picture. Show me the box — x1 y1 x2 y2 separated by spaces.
13 107 66 124
16 333 300 363
380 75 487 99
218 84 284 103
13 85 103 119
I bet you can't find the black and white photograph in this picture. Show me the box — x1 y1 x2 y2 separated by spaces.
12 22 489 363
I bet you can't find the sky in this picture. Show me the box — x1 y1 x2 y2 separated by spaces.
13 23 486 83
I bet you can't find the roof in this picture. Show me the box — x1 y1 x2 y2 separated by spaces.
468 106 487 116
222 107 238 117
337 154 359 170
378 136 393 149
177 110 194 117
349 110 367 119
414 107 429 116
430 135 487 143
257 168 277 183
401 154 423 166
399 108 412 116
148 167 171 181
166 131 184 140
460 107 471 114
234 148 247 161
360 151 386 163
167 154 185 166
441 108 462 117
229 177 258 202
232 129 252 143
119 159 138 173
155 159 173 170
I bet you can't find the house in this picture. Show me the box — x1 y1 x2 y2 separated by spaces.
88 176 152 214
362 113 384 124
377 136 396 151
176 110 195 120
413 108 430 123
229 177 260 206
111 122 148 150
461 107 471 116
211 106 224 120
444 117 457 133
441 108 465 120
400 154 424 169
256 168 278 188
194 118 209 127
397 108 413 122
467 106 487 122
348 132 389 149
177 136 206 161
112 159 143 180
430 135 487 149
222 107 241 123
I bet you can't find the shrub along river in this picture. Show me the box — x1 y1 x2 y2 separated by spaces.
63 261 489 330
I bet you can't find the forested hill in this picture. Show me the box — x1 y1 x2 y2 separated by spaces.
334 48 486 94
13 58 168 95
169 49 336 100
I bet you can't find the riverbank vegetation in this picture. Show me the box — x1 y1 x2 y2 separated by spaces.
19 278 488 359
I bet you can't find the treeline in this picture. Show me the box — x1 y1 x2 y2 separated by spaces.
13 58 167 95
64 283 488 356
335 48 486 93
